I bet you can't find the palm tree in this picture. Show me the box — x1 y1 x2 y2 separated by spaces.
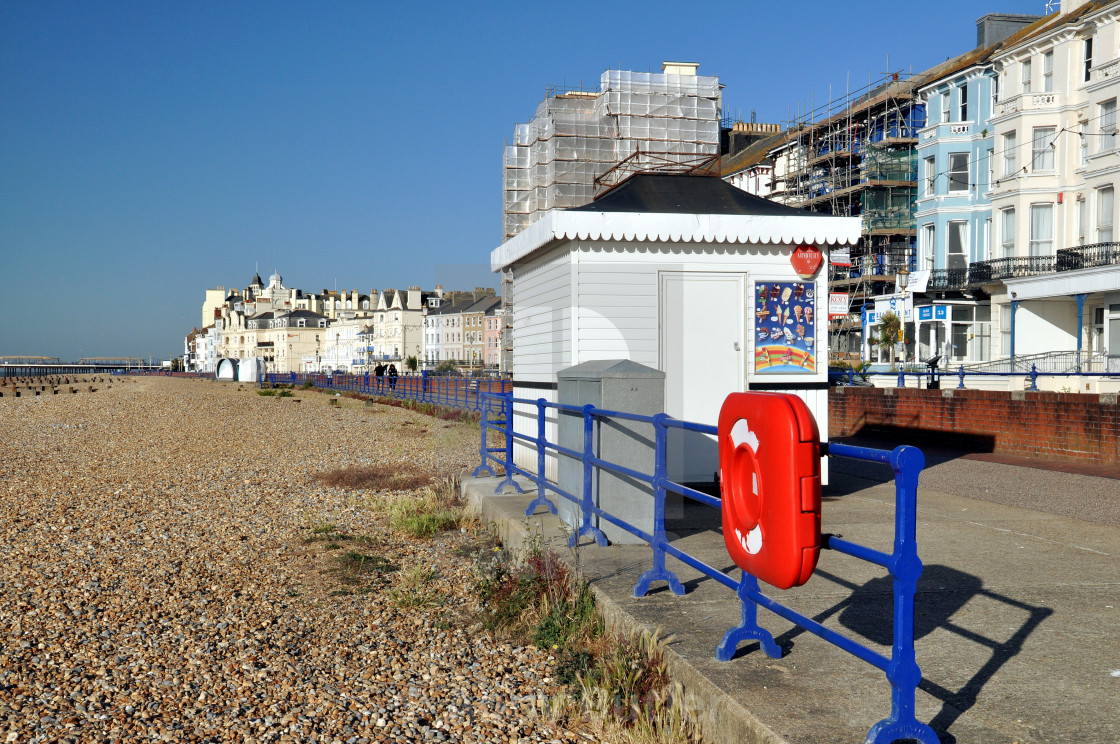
877 311 902 368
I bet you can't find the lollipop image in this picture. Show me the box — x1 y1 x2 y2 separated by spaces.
781 286 792 304
755 307 768 323
781 348 793 365
769 285 780 301
794 283 805 299
795 323 805 340
756 284 767 302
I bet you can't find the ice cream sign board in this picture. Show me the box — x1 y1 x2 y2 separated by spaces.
789 245 823 279
754 281 816 374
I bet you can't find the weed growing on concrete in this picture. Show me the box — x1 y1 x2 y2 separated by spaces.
473 540 699 743
277 389 294 398
257 389 276 397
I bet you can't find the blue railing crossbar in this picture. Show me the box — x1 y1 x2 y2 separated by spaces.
473 390 937 744
839 363 1120 391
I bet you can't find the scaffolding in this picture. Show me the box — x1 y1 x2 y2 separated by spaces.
768 72 928 357
502 69 722 240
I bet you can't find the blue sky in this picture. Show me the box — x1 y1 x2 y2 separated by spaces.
1 0 1051 361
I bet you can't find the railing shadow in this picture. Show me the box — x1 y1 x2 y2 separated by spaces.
769 564 1052 744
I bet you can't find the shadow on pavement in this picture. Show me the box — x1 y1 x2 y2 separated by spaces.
771 563 1053 744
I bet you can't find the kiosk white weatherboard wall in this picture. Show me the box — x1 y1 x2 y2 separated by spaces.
493 174 861 487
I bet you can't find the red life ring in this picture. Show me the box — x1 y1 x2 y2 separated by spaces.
718 392 822 589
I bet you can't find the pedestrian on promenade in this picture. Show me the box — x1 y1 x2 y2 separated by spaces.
387 364 398 392
374 363 386 393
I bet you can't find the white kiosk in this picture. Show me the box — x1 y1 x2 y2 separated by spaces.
492 174 861 484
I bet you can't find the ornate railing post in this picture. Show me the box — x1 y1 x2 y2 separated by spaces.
634 413 684 596
525 398 556 515
569 404 607 547
865 445 937 744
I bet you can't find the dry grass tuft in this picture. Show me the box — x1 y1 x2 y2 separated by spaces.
315 463 435 491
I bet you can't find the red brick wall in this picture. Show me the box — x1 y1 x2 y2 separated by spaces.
828 387 1120 463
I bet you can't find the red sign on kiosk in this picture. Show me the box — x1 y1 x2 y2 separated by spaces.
790 244 824 279
718 392 822 589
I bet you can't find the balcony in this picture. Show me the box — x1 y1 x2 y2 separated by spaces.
924 244 1120 292
994 93 1059 117
1092 59 1120 84
1055 242 1120 271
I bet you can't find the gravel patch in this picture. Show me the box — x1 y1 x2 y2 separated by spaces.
0 378 579 743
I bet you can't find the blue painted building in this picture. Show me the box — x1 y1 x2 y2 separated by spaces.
913 52 1001 363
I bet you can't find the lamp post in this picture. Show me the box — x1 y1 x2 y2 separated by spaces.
897 267 910 364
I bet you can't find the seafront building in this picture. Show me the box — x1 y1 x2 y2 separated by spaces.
188 274 503 376
720 1 1120 370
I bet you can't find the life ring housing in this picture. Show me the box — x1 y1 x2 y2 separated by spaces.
718 392 821 589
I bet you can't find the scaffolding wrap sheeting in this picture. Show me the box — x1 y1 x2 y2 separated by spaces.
502 68 722 240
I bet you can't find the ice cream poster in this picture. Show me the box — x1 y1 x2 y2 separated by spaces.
754 281 816 374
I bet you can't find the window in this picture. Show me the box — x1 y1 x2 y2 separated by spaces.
1079 196 1088 245
1097 185 1114 242
959 84 968 121
1029 203 1053 256
924 156 936 196
922 224 936 266
992 74 1000 109
1042 51 1053 92
987 148 995 189
1003 131 1017 176
941 93 950 124
983 218 992 260
948 152 969 192
1085 37 1093 82
1100 99 1116 152
1022 58 1032 94
1032 126 1055 170
1001 207 1016 258
948 221 968 269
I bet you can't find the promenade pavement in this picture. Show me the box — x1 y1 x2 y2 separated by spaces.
463 441 1120 744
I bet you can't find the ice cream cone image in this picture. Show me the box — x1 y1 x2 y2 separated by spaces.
793 305 803 322
805 306 814 324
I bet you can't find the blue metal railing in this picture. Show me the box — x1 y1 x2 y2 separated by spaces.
833 365 1119 390
473 391 937 744
258 371 510 414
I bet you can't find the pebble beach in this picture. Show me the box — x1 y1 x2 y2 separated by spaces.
0 377 579 744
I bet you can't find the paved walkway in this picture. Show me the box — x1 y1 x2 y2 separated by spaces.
464 447 1120 744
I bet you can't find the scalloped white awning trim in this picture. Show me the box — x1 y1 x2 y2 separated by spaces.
492 211 862 271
